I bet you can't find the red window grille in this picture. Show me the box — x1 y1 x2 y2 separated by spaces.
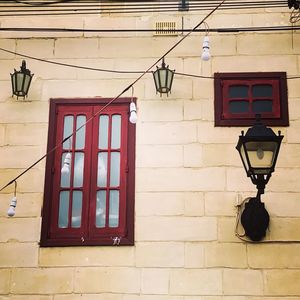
214 72 289 127
40 98 135 246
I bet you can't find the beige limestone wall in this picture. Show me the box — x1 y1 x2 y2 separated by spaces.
0 6 299 300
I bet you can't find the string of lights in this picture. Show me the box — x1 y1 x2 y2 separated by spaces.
0 0 227 193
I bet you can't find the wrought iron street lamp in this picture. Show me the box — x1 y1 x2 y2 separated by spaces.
236 115 283 241
153 57 175 96
11 60 34 99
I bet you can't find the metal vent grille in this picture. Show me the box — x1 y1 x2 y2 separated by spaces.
154 21 178 36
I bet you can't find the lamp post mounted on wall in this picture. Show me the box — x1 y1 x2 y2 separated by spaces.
11 60 34 99
236 115 283 241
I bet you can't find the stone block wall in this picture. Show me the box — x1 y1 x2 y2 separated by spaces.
0 6 299 299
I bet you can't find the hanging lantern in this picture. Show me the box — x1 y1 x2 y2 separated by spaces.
152 57 175 96
11 60 34 99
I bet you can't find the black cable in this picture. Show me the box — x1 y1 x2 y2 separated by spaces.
0 0 287 15
0 25 298 33
0 39 299 80
13 0 75 5
0 46 146 74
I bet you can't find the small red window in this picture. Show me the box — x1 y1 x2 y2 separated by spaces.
214 72 289 126
40 98 135 246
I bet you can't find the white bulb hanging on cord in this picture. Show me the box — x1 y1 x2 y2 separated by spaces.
7 181 17 217
201 36 211 61
61 152 72 175
7 196 17 217
129 102 137 124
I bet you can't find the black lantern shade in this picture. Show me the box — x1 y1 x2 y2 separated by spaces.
11 60 33 99
236 116 283 194
153 57 175 96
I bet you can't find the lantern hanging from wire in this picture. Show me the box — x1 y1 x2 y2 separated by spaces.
152 57 175 96
11 60 34 99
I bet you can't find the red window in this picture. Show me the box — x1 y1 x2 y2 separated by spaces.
40 98 135 246
214 72 289 126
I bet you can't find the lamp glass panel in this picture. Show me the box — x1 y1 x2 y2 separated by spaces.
166 70 173 91
12 75 16 93
159 69 167 91
239 143 250 172
153 71 159 90
23 74 31 94
16 73 24 92
245 141 278 169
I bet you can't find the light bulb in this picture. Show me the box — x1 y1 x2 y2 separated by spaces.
7 196 17 217
257 147 264 160
201 36 210 61
61 152 71 174
129 102 137 124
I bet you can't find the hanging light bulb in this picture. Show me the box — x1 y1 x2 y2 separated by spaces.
201 36 211 61
7 196 17 217
129 102 137 124
257 147 264 160
61 152 71 174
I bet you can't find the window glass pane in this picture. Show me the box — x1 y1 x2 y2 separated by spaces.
253 100 273 113
228 85 248 98
96 191 106 228
111 115 121 149
229 101 249 113
63 116 73 150
73 152 84 187
99 115 109 149
109 190 119 228
71 191 82 228
110 152 120 186
58 191 69 228
60 153 71 188
253 85 273 97
97 152 108 187
75 115 86 150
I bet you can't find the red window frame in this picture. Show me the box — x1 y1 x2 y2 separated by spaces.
214 72 289 127
40 98 136 247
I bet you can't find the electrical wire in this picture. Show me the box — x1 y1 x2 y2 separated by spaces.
0 0 226 193
0 25 299 33
0 0 288 16
0 44 299 80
